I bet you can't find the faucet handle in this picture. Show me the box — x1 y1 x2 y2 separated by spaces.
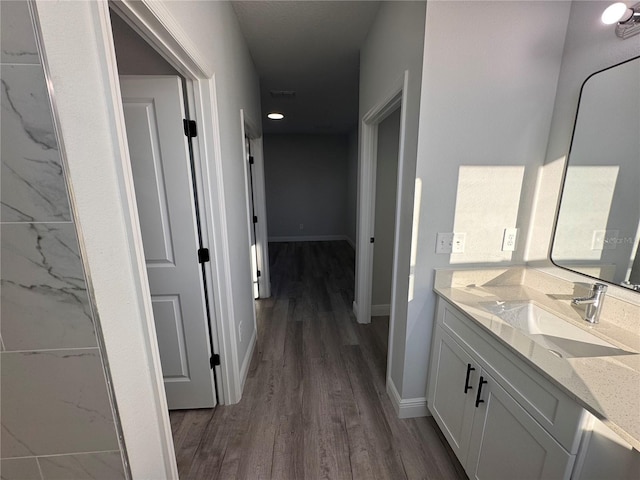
593 283 608 293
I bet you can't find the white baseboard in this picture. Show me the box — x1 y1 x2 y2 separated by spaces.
371 304 390 317
269 234 350 243
345 236 355 249
239 327 257 392
386 376 428 419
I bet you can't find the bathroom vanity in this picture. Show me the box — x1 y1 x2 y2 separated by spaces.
428 268 640 480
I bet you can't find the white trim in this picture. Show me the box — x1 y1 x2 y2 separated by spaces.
240 111 271 300
386 376 428 419
34 1 179 477
355 72 408 327
371 304 390 317
269 235 352 243
251 138 271 298
239 327 257 391
345 236 356 249
111 0 243 406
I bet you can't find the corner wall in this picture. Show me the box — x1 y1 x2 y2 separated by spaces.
407 1 571 402
358 0 426 401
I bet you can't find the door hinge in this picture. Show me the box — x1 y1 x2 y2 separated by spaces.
198 247 210 263
210 354 220 368
249 155 255 165
183 119 197 138
257 270 261 278
253 215 258 224
370 237 375 243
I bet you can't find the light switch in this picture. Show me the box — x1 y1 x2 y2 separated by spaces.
452 233 466 253
436 233 454 254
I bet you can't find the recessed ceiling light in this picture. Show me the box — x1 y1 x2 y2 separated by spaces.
267 112 284 120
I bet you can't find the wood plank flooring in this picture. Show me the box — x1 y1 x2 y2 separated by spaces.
170 241 466 479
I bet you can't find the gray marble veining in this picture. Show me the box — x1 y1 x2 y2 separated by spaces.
38 451 125 480
0 457 43 480
1 223 96 351
0 349 119 458
1 64 70 222
0 1 40 65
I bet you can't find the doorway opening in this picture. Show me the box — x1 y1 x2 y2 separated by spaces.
109 8 219 409
355 73 410 399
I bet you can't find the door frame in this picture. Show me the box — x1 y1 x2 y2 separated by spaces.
107 0 247 406
355 72 408 325
355 72 410 414
240 110 271 299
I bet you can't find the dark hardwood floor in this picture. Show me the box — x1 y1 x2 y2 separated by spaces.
170 241 466 479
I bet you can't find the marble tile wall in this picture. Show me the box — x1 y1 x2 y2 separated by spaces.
0 2 127 478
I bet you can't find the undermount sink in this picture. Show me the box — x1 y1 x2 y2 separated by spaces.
480 301 633 358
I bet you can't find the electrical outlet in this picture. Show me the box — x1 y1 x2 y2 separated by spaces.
452 233 466 253
299 223 304 230
592 230 619 250
238 321 243 343
502 228 518 252
436 233 454 254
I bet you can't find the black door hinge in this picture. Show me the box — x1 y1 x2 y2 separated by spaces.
210 354 220 368
249 155 255 165
253 215 258 224
198 247 210 263
370 237 375 243
183 119 197 138
257 270 261 278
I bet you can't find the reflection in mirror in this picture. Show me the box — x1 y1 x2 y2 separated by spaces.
552 57 640 292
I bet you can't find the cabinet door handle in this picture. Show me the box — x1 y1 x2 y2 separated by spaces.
475 376 488 407
464 364 475 393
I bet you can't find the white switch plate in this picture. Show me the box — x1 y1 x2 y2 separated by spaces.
436 233 454 254
502 228 518 252
452 233 466 253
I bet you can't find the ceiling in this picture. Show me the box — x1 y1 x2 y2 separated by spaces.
232 1 381 134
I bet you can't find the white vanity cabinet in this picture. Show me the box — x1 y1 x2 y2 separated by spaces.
428 298 586 480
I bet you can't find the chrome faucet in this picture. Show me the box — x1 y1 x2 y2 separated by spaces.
572 283 608 324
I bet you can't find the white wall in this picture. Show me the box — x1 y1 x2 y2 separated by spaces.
358 0 426 398
161 0 262 375
372 108 400 307
264 134 349 240
407 1 571 401
528 0 640 294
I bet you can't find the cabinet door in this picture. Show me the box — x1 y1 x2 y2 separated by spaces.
466 371 574 480
428 327 478 465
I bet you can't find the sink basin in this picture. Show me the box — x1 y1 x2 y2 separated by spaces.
480 301 633 358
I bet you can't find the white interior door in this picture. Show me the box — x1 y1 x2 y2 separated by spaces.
120 75 216 410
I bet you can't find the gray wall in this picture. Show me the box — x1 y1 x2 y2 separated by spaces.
0 2 126 477
264 134 350 240
110 11 178 76
372 109 400 307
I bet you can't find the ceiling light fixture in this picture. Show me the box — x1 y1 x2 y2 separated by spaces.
267 112 284 120
602 2 640 38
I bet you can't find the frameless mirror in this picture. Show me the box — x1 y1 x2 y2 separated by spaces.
551 56 640 292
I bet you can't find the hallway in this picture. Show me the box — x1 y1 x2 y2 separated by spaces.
170 241 465 479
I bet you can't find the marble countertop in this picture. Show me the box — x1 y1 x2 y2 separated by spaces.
433 269 640 451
